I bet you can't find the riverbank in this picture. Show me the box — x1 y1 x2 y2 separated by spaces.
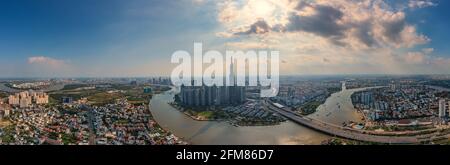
168 102 285 127
168 103 223 122
310 86 385 126
297 87 342 116
145 103 189 145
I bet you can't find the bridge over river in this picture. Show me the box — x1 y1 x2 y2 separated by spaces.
266 101 421 144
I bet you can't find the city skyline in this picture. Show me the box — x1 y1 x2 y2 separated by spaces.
1 0 450 78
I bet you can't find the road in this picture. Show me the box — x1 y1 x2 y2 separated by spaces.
81 105 96 145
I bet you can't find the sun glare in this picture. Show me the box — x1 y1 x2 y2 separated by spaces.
249 0 275 18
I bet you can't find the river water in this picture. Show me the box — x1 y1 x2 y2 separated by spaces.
309 88 370 126
0 83 21 93
149 86 375 145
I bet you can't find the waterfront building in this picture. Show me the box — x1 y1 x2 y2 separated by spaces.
177 60 246 107
359 92 373 106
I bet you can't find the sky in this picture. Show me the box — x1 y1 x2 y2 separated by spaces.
0 0 449 77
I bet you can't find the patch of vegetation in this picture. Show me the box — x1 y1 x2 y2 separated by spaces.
87 92 123 106
183 109 228 120
127 96 150 105
297 87 341 115
0 124 16 144
61 84 91 90
111 84 135 90
61 133 77 145
197 111 215 119
299 101 322 115
366 125 434 132
115 119 130 124
49 89 100 103
48 132 58 140
321 138 384 145
49 83 161 106
0 91 9 98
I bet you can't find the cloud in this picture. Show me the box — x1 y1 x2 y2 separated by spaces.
28 56 67 67
215 0 430 49
286 4 347 38
234 19 272 35
226 41 270 49
217 0 239 23
408 0 437 9
404 52 427 64
422 48 434 54
197 0 450 74
25 56 76 77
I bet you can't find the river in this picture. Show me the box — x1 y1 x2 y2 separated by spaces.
148 85 376 145
0 83 66 92
309 88 372 126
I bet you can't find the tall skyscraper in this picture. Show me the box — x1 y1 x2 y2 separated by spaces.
229 57 236 86
177 59 246 107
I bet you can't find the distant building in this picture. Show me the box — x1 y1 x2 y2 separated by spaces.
62 97 73 104
8 95 19 105
179 85 246 107
439 99 446 118
33 91 49 104
4 108 10 117
143 87 152 94
0 104 3 119
0 104 11 118
360 92 373 105
20 96 32 108
287 87 296 97
389 83 396 91
8 90 49 108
